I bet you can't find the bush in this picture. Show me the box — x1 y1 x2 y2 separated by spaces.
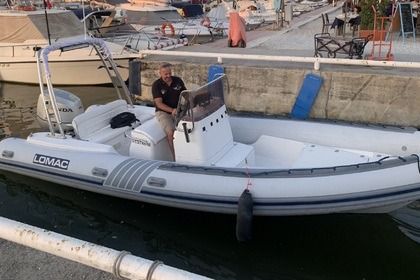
359 0 391 30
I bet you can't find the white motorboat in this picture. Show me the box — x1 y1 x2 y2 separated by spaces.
121 1 215 44
208 2 265 31
235 0 278 24
82 9 188 50
2 39 420 234
0 7 137 85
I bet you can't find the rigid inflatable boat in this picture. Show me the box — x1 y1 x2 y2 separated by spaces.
1 38 420 218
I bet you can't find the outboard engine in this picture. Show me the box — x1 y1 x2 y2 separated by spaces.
36 89 84 132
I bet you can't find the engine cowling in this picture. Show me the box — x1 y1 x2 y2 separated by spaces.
36 89 84 132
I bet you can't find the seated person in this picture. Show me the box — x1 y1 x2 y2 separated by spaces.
152 63 187 161
412 0 418 27
384 2 394 17
349 6 361 27
330 18 345 30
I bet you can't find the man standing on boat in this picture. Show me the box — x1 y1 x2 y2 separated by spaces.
152 63 187 161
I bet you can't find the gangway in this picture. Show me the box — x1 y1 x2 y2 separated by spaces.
368 5 394 61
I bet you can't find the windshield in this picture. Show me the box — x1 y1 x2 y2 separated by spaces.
177 74 225 124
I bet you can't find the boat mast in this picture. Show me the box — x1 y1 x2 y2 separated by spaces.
42 0 52 45
82 0 87 39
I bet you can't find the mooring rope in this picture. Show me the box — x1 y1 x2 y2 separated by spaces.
245 166 252 190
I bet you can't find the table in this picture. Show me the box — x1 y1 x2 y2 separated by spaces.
333 13 359 37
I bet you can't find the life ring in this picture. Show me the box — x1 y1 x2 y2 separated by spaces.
200 17 211 28
161 22 175 38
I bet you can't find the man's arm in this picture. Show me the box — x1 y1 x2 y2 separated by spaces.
154 98 177 116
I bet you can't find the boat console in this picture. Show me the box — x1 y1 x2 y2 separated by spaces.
173 75 255 167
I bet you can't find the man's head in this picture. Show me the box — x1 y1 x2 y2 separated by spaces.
159 63 172 84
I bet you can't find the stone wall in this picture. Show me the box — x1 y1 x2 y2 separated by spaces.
138 60 420 128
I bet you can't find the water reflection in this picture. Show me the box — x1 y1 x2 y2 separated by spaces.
0 83 40 138
0 171 239 278
0 82 117 139
391 201 420 244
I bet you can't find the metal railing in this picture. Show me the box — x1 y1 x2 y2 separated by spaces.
138 49 420 71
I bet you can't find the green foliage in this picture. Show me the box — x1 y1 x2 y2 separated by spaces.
359 0 391 30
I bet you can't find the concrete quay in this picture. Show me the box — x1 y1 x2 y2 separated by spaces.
137 55 420 128
0 238 118 280
137 5 420 128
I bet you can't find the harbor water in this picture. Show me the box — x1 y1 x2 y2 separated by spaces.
1 82 420 280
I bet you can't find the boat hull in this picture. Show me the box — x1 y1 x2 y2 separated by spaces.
1 130 420 216
0 56 131 85
0 9 134 85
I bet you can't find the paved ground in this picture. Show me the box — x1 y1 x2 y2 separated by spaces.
175 4 420 63
0 238 118 280
1 4 419 279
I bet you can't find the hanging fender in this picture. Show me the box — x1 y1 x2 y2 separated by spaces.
161 22 175 38
236 189 253 242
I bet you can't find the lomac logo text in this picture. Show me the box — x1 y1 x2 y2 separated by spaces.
33 154 70 170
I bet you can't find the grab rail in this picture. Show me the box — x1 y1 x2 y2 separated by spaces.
138 49 420 71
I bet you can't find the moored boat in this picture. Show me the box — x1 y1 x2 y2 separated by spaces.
121 1 215 44
0 8 136 85
82 9 188 50
1 38 420 221
207 3 265 31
